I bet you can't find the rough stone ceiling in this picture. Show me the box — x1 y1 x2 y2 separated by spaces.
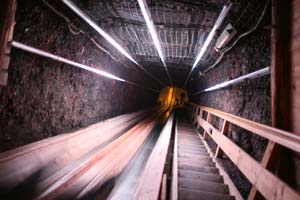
54 0 268 86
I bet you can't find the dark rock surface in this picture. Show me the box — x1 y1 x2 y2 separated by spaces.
0 0 158 152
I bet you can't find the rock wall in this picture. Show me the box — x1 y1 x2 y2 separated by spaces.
0 0 158 152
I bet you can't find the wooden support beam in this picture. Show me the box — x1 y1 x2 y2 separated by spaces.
271 0 293 133
269 0 298 195
0 0 16 86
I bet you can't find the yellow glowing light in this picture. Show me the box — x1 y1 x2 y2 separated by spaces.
157 87 188 109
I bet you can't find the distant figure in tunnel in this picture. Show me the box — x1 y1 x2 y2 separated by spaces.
180 92 185 104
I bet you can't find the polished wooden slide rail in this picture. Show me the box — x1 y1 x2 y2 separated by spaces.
188 101 300 200
0 106 171 199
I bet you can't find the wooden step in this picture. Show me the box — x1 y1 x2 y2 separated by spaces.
178 147 207 154
178 131 196 135
178 132 197 135
178 178 229 194
178 137 198 141
179 164 219 174
179 188 235 200
178 136 199 141
178 149 209 156
178 134 200 140
177 130 195 134
178 141 204 146
178 138 200 143
178 152 211 161
178 140 202 145
178 142 206 149
178 145 206 151
178 170 223 183
178 157 214 167
178 144 205 150
178 123 194 128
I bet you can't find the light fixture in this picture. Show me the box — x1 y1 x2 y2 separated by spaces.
183 3 232 87
214 23 237 52
137 0 172 85
11 41 159 93
137 0 165 66
191 67 270 95
192 3 232 70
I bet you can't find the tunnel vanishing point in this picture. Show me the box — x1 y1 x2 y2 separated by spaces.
0 0 300 199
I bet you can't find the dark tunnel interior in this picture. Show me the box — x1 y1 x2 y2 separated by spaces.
1 0 299 199
0 0 271 150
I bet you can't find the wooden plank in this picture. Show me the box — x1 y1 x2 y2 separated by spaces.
291 33 300 52
133 113 174 200
203 113 212 140
292 11 300 33
291 107 300 134
291 84 300 109
215 120 229 158
292 0 300 20
292 64 300 72
292 48 300 66
198 118 300 200
195 109 203 129
188 104 300 152
291 0 300 135
160 173 167 200
171 119 178 200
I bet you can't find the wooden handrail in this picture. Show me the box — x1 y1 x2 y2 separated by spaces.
188 102 300 200
188 101 300 153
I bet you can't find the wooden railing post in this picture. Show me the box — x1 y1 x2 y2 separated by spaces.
197 109 203 129
215 120 229 158
193 107 200 128
203 113 212 140
192 106 197 125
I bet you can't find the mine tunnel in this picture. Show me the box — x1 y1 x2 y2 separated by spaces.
0 0 299 199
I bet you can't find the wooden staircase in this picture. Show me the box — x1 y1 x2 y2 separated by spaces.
177 121 235 200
